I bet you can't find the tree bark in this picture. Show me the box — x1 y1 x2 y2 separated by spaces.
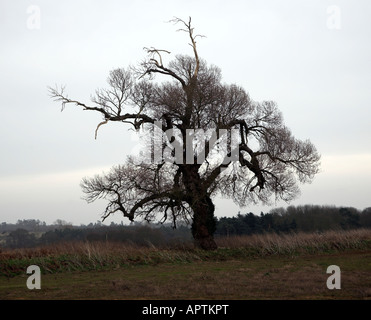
182 165 218 250
189 193 217 250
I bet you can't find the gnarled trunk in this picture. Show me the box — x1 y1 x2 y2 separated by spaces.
190 194 218 250
182 165 218 250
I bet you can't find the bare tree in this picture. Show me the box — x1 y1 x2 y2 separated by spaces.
49 17 320 250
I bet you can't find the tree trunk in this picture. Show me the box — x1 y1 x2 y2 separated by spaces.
182 165 218 250
191 195 218 250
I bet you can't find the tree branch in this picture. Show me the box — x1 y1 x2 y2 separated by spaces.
49 85 155 134
169 16 204 80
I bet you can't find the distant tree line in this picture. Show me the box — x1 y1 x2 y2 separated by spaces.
215 205 371 236
1 205 371 249
0 222 192 249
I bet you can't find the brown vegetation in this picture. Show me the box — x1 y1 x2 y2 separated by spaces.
1 229 370 278
215 228 371 253
1 229 371 299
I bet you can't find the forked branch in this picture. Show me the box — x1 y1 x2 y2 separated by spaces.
169 16 205 79
48 84 155 137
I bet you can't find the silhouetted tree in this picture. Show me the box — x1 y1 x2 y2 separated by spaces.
50 17 320 250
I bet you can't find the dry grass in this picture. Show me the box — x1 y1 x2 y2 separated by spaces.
215 228 371 255
0 241 200 277
1 228 370 278
1 229 371 299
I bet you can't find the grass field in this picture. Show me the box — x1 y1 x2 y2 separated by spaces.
1 229 371 300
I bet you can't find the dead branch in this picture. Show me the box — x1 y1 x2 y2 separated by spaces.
169 16 205 79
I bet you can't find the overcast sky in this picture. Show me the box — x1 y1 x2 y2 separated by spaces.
1 0 370 225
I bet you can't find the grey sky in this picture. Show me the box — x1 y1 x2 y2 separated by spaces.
1 0 370 225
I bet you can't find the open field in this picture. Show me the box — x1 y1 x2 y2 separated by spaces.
1 229 371 299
